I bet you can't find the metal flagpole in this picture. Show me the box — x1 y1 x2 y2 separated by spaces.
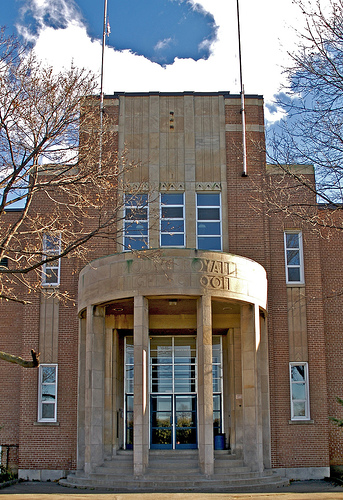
236 0 248 177
99 0 108 172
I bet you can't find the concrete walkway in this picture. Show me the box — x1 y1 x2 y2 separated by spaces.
0 480 343 499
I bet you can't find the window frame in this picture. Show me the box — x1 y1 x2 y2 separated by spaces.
289 362 310 421
160 192 185 248
123 193 149 251
196 192 222 251
284 231 304 285
38 364 58 423
42 233 61 287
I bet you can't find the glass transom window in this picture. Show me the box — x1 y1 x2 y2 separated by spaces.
196 193 222 251
160 193 185 247
150 337 196 394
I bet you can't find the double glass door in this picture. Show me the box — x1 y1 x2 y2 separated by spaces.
150 336 197 449
151 394 197 449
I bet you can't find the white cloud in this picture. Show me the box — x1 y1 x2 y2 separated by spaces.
154 37 174 51
17 0 315 123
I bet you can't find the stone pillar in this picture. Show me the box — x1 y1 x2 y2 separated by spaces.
260 313 271 469
104 317 114 459
133 296 149 477
241 303 264 472
197 295 214 476
84 305 105 474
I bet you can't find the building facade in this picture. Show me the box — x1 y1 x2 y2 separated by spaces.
1 92 342 487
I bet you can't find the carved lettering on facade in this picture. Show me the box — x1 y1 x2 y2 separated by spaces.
199 275 230 290
192 258 237 291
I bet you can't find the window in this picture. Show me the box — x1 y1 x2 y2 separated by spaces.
290 362 310 420
42 234 61 286
124 194 148 250
160 193 185 247
124 337 134 449
38 364 58 422
196 193 222 251
0 257 8 268
284 231 304 284
213 336 223 437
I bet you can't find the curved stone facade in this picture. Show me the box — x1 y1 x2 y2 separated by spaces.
78 248 267 312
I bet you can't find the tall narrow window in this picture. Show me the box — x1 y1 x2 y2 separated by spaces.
160 193 185 247
38 364 58 422
196 193 222 251
213 336 223 438
124 194 148 250
284 231 304 284
42 234 61 286
290 362 310 420
124 337 134 449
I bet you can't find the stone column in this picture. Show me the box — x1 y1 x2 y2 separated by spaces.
197 295 214 476
84 305 105 474
241 303 264 472
260 313 271 469
133 296 149 477
104 317 114 459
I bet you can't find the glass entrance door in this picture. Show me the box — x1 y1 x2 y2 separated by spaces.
150 336 197 449
150 394 197 449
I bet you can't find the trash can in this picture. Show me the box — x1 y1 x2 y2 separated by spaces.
214 434 225 450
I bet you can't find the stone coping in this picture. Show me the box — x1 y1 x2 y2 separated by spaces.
78 249 267 313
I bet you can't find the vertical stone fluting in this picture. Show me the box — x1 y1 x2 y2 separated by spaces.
241 304 264 472
197 295 214 476
84 305 105 473
133 296 149 477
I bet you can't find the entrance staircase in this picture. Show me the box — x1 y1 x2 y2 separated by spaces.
60 450 289 492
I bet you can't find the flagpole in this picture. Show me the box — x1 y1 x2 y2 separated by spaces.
236 0 248 177
99 0 108 172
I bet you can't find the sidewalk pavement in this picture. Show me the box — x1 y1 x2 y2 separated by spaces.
0 479 343 500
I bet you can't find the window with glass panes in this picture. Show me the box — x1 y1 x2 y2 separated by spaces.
213 336 223 437
196 193 222 251
160 193 185 247
290 362 310 420
124 337 134 449
42 234 61 286
38 364 58 422
150 337 197 449
284 231 304 284
124 194 148 250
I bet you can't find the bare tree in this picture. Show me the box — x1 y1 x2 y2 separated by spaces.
267 0 343 230
0 29 134 303
0 30 146 366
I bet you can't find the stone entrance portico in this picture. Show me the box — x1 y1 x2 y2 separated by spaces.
77 249 270 477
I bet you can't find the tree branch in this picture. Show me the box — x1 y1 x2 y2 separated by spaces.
0 349 39 368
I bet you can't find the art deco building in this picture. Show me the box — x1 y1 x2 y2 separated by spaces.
1 92 342 490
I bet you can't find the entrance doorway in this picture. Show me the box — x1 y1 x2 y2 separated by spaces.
123 334 223 450
150 394 197 449
150 336 197 449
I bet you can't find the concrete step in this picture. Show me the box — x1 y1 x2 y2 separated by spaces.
60 474 289 492
60 450 288 492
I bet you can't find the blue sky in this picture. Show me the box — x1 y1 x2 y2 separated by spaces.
4 0 217 65
1 0 314 123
